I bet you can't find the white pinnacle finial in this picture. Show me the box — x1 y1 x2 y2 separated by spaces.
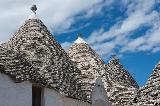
31 4 37 13
28 4 38 19
74 33 86 44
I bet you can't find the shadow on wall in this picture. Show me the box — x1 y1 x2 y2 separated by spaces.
94 99 106 106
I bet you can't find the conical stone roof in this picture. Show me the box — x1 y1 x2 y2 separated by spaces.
1 6 87 101
74 35 86 44
68 36 139 105
105 55 139 88
129 62 160 106
103 56 139 106
2 4 159 106
68 36 106 100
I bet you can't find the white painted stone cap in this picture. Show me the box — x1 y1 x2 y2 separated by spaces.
74 33 86 44
28 5 39 19
28 12 38 19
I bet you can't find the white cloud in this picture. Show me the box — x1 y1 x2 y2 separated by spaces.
82 0 114 19
88 0 157 43
61 41 72 52
0 0 159 57
122 14 160 53
0 0 104 43
87 0 160 56
152 47 160 53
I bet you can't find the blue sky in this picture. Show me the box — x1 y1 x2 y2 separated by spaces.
0 0 160 86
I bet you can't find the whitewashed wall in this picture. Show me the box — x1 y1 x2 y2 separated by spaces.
0 73 91 106
44 88 91 106
0 74 32 106
91 78 112 106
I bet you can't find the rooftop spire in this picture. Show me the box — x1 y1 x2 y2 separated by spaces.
156 61 160 68
31 4 37 14
28 4 38 19
110 54 120 65
78 33 83 38
111 54 119 61
74 33 86 44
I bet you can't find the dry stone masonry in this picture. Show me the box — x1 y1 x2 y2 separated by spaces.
68 37 139 106
0 5 159 106
103 56 139 106
68 39 107 101
1 15 87 102
105 55 139 88
0 45 36 81
129 62 160 106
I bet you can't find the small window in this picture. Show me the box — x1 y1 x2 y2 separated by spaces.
32 84 43 106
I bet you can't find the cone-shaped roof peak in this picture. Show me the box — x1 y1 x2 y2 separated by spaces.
156 61 160 68
1 5 87 101
28 5 38 19
111 54 119 60
107 55 139 88
74 33 86 44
